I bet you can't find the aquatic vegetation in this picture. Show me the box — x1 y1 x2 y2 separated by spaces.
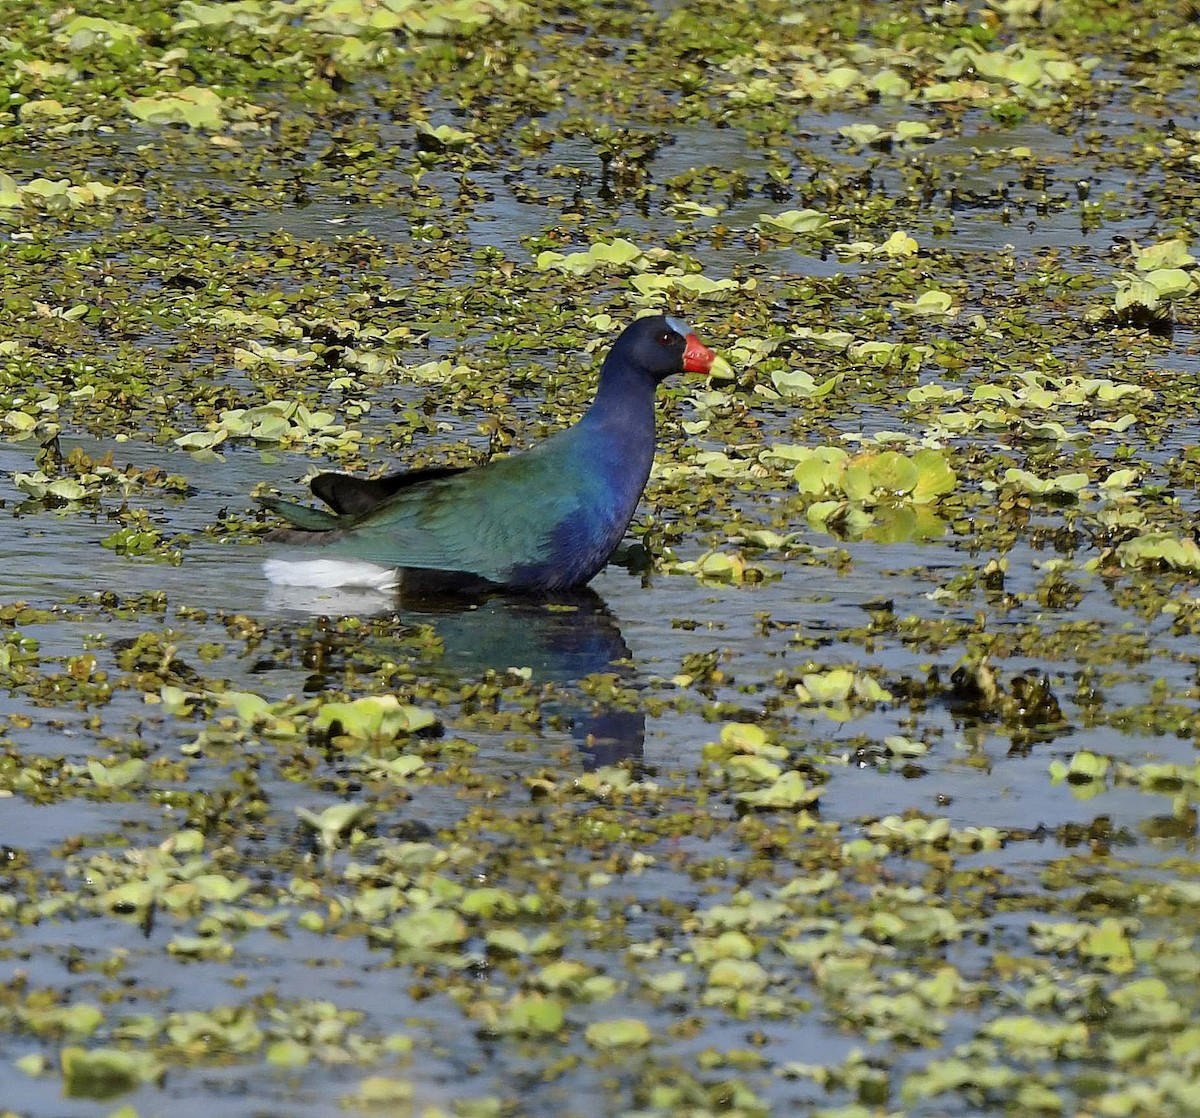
3 0 1200 1115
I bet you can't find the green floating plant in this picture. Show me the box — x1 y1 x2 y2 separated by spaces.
937 42 1096 95
297 803 373 854
1115 532 1200 572
668 200 724 220
232 341 320 369
894 289 958 318
0 172 134 213
82 758 148 789
630 272 741 299
60 1045 163 1100
759 367 843 400
54 15 143 49
176 400 361 452
313 695 440 741
997 468 1090 498
1113 758 1200 793
703 723 787 780
1049 750 1111 800
736 770 822 811
402 357 485 384
291 0 523 36
752 445 956 543
847 340 933 370
413 120 475 150
795 668 893 720
764 445 956 505
484 993 565 1037
700 722 821 810
972 372 1152 409
1101 237 1200 321
101 525 177 559
585 1018 653 1050
837 230 919 260
341 1076 415 1107
755 208 844 236
14 472 90 503
659 548 778 585
126 86 235 130
839 120 941 148
18 1002 104 1039
535 238 645 275
911 370 1152 443
703 722 788 764
1133 237 1196 271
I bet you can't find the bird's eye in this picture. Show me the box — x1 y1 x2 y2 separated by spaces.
657 330 677 347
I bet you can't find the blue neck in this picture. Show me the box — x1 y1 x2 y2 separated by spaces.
575 362 658 528
583 361 658 447
502 359 661 590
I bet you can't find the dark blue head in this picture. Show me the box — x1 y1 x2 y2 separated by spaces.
604 315 715 384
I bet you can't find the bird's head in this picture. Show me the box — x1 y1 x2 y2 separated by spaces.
612 314 716 383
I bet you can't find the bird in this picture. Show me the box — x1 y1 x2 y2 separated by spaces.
258 314 716 593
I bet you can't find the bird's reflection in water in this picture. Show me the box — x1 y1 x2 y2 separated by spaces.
266 582 644 768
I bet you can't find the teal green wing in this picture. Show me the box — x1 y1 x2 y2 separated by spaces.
274 445 591 583
258 496 340 531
